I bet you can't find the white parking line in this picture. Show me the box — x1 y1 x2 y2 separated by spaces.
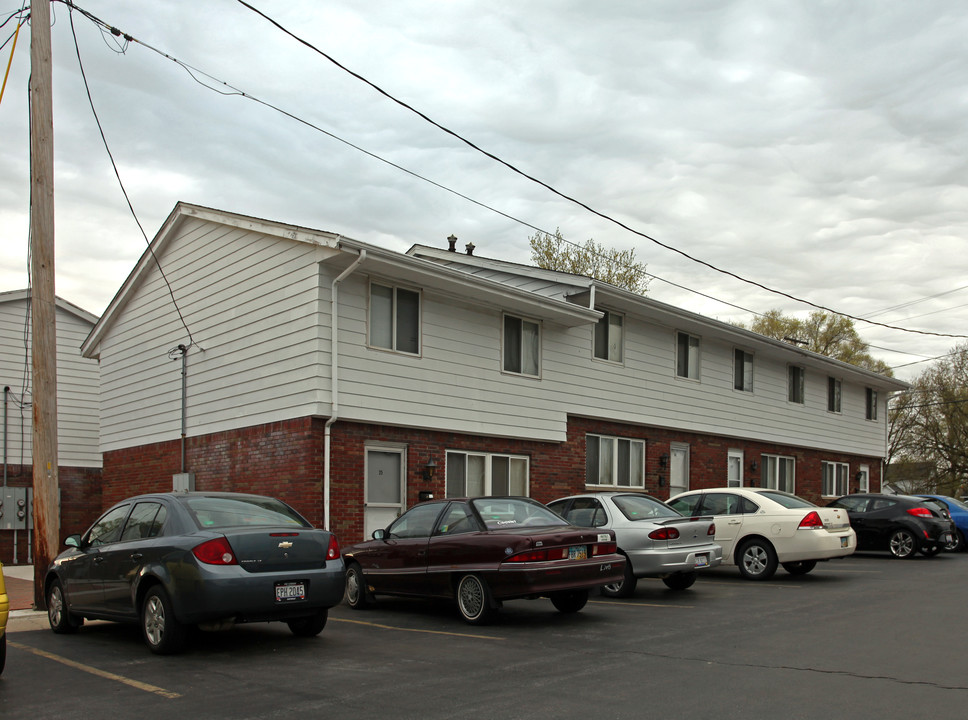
9 642 181 699
332 617 504 640
589 599 695 608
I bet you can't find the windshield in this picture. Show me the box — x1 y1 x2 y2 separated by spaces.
185 496 310 529
757 490 817 510
612 494 680 520
471 497 569 530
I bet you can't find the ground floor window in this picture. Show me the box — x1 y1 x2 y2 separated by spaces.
586 434 645 488
761 454 795 493
822 461 850 497
445 451 529 497
857 464 870 493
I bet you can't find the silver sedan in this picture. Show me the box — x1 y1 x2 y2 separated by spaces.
547 492 722 596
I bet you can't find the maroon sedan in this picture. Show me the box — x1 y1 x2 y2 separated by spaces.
343 497 626 624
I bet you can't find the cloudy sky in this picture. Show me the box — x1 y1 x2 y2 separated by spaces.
2 0 967 381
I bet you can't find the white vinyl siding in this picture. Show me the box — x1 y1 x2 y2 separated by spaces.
822 461 850 497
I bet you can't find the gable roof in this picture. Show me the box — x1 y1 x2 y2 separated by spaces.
0 288 99 326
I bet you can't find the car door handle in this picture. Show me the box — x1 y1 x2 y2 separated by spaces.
130 553 143 561
728 520 742 525
93 555 105 564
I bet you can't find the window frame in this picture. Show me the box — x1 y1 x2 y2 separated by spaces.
822 461 850 497
827 376 842 414
585 433 646 489
368 281 421 355
788 365 805 404
502 313 541 378
593 309 624 364
866 388 879 421
733 348 753 392
675 331 701 381
761 454 796 494
445 450 530 497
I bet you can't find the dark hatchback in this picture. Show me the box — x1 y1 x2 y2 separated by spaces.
343 496 626 625
44 492 346 654
828 493 956 558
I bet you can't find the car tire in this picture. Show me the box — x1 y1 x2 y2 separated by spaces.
47 579 82 634
736 539 778 581
944 531 965 553
287 608 329 637
920 544 942 557
550 589 589 614
888 529 918 559
781 560 817 576
601 557 637 598
141 586 187 655
345 563 370 610
662 572 697 591
456 574 495 625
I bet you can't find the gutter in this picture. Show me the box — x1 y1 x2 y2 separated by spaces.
323 248 366 531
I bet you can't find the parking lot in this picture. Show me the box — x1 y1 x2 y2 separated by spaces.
2 551 965 719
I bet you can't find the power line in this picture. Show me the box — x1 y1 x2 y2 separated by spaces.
234 0 968 341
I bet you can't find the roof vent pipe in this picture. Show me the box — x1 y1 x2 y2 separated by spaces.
465 242 475 256
447 235 458 252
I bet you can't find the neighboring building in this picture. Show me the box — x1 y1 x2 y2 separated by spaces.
0 289 102 563
81 203 908 543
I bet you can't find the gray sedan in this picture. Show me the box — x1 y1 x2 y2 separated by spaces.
547 493 723 596
44 491 346 654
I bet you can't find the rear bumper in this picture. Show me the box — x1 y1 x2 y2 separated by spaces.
487 554 627 600
772 528 856 563
627 542 723 577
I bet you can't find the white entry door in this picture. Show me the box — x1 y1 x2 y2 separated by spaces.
669 444 690 497
364 448 406 540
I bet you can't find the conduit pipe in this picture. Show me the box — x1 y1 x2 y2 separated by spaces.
324 248 366 531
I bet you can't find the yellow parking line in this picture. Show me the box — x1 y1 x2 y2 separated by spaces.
332 617 503 640
9 642 181 699
589 599 694 608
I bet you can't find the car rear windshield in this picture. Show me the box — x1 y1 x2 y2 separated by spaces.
612 494 681 520
185 496 310 529
757 491 817 509
471 498 569 530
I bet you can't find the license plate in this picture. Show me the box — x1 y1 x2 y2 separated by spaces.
569 545 588 561
841 537 849 548
275 581 306 602
695 554 709 568
942 533 953 544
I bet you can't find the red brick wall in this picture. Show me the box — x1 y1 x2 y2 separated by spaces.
98 415 885 545
0 464 102 565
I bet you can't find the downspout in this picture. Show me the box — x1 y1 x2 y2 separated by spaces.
179 345 188 473
3 386 8 488
324 248 366 531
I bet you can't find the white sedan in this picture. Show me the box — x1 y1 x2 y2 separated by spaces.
667 488 855 580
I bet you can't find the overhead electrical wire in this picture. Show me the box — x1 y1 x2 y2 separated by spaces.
232 0 968 341
55 0 967 351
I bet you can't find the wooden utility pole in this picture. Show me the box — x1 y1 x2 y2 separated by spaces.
30 0 60 608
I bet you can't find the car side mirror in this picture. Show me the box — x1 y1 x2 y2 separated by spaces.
65 534 82 548
372 529 386 541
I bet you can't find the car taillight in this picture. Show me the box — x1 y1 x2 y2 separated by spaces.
592 542 617 556
708 523 716 536
326 534 341 561
193 537 237 565
907 507 933 518
798 511 824 529
649 527 680 540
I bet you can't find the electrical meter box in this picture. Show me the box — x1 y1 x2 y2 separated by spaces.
0 487 33 531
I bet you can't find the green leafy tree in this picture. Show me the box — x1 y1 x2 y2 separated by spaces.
529 229 649 295
742 309 893 376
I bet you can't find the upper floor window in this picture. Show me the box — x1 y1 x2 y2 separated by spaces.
822 461 849 497
594 310 624 363
586 434 645 488
676 332 700 380
762 454 795 493
369 283 420 354
788 365 805 404
445 451 529 497
866 388 878 420
827 377 842 413
733 349 753 392
503 314 540 377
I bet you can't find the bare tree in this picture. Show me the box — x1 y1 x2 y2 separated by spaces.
529 229 649 295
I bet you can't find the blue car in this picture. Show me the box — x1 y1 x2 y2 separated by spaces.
918 495 968 552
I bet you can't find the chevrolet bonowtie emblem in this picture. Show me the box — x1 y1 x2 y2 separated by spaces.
278 541 294 549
